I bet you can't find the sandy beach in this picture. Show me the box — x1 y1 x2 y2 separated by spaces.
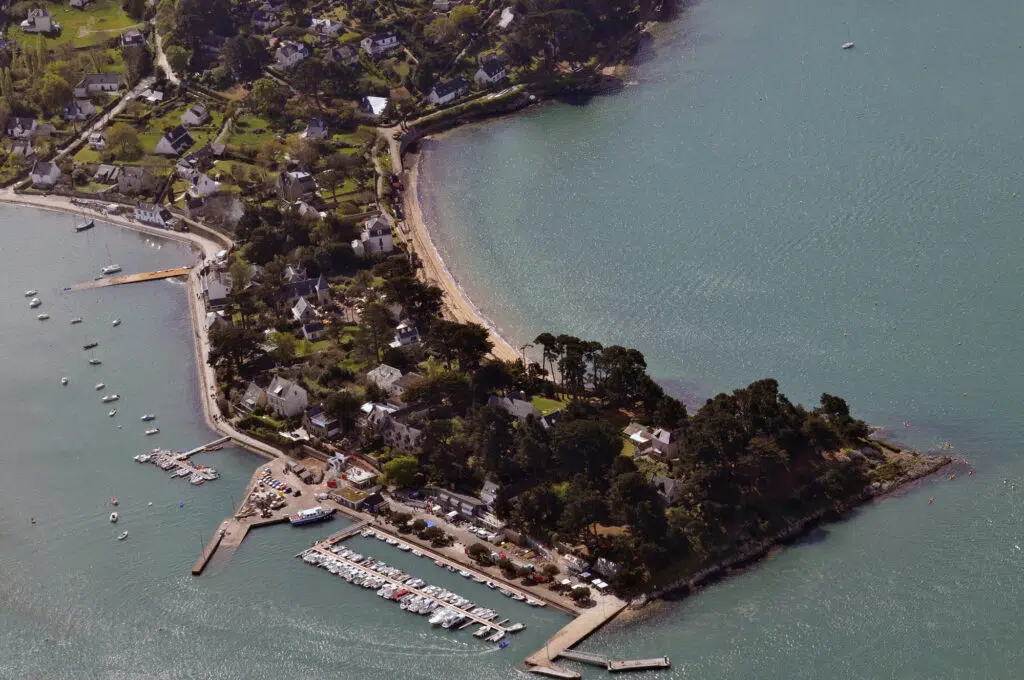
401 151 520 363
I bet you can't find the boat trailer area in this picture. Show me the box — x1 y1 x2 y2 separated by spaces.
65 267 193 292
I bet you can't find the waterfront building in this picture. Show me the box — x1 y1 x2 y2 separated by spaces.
474 58 507 88
30 160 60 188
427 77 470 106
351 215 394 257
118 166 158 195
266 376 308 417
390 320 420 349
133 203 175 228
303 407 340 438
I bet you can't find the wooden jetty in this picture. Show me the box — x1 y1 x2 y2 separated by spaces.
524 599 629 667
558 650 611 668
608 658 671 672
65 267 192 292
183 436 231 458
528 666 582 679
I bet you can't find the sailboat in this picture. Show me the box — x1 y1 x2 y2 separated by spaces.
101 244 121 276
75 217 95 232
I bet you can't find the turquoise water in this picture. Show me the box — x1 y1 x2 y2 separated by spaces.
0 207 566 678
418 0 1024 676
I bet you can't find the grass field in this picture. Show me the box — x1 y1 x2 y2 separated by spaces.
224 114 281 149
12 0 141 48
531 396 566 416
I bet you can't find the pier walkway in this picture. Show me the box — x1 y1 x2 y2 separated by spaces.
557 650 610 667
66 267 193 292
183 436 231 457
524 598 629 667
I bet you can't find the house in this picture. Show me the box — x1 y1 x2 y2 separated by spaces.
276 170 317 201
390 321 420 348
266 376 308 417
432 0 465 10
428 78 469 106
310 17 343 35
21 8 57 33
251 9 280 32
301 118 328 140
291 296 315 323
498 7 515 30
188 172 221 198
73 73 125 98
185 197 207 218
474 58 506 88
435 489 487 519
325 44 359 66
364 404 423 452
359 96 388 119
344 465 378 489
30 160 60 188
280 274 330 306
350 214 393 257
487 392 541 421
120 27 145 47
301 321 326 341
284 264 307 282
360 33 400 58
176 144 219 178
154 125 195 156
6 118 37 139
366 364 403 394
275 41 311 70
623 423 681 460
303 407 340 438
651 427 681 459
200 269 231 309
180 102 210 127
88 132 106 150
93 164 120 183
480 480 501 507
205 310 230 330
10 139 34 158
134 203 174 228
69 0 89 8
236 380 268 415
62 99 97 121
140 89 164 104
651 475 680 504
118 166 157 195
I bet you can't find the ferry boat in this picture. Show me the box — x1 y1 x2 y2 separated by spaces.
289 506 335 526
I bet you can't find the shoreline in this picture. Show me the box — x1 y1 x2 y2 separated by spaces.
402 150 520 363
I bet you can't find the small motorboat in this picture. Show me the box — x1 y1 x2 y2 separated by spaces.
70 318 82 325
109 512 118 523
110 497 118 505
83 342 98 350
24 290 37 297
108 409 117 417
37 314 50 320
101 394 120 403
140 414 155 422
842 41 855 49
95 383 105 390
117 531 128 540
111 319 121 327
29 298 41 308
145 428 160 436
89 358 102 365
61 377 69 386
101 264 122 275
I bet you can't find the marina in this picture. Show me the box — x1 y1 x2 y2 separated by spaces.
133 437 230 487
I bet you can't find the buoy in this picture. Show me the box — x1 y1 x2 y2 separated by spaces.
31 517 36 524
179 502 185 508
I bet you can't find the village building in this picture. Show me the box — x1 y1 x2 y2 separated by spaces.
280 274 330 307
88 132 106 150
301 118 328 140
266 376 308 417
351 214 393 257
427 77 469 106
188 172 221 198
303 407 340 438
133 203 175 228
21 8 57 33
363 403 423 452
310 17 343 35
200 269 231 310
6 118 38 139
324 44 359 66
180 102 210 127
276 170 317 201
73 73 125 98
651 474 680 504
120 27 145 47
291 296 315 323
251 8 280 32
275 41 311 70
474 58 507 88
30 160 60 188
390 321 420 349
118 166 158 195
301 321 326 341
359 95 389 119
62 100 97 121
155 125 195 156
623 422 681 460
93 164 119 183
360 33 400 58
236 380 269 416
487 392 542 421
11 139 34 157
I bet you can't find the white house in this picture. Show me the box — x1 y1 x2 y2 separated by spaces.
140 89 164 104
188 172 221 198
266 376 308 417
180 102 210 127
310 17 343 35
360 33 400 58
88 132 106 150
497 7 515 30
367 364 402 393
474 58 506 88
120 27 146 47
155 125 195 156
21 8 57 33
301 118 328 140
30 160 60 188
134 203 174 227
359 95 389 119
6 117 38 139
427 77 469 106
351 215 393 257
390 321 420 348
291 296 315 323
73 73 124 98
275 41 311 70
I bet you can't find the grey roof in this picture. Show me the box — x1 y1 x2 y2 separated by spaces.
367 364 403 387
268 375 307 401
366 33 398 47
432 77 469 99
31 160 57 176
479 58 504 78
81 73 124 86
162 125 195 153
488 395 540 421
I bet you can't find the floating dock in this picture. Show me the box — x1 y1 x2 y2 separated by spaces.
192 529 224 575
608 658 671 672
65 267 193 292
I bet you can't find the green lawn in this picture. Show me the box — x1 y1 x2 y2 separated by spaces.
224 113 281 149
531 396 566 416
12 0 141 48
138 102 224 162
296 339 331 357
333 126 377 148
73 146 103 163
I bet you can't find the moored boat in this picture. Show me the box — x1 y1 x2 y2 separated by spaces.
101 264 122 275
83 341 98 350
109 512 118 523
29 298 41 308
117 531 128 540
108 409 117 417
95 383 105 390
288 506 335 526
140 414 155 421
144 428 159 436
89 358 101 365
75 219 95 232
111 319 121 327
61 377 69 386
37 314 49 320
24 290 37 297
101 394 120 403
70 318 82 324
